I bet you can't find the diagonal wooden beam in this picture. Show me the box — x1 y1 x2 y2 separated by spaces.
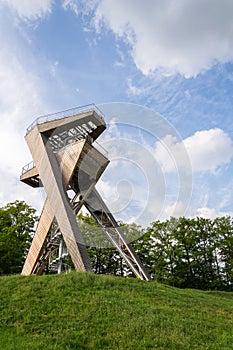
22 137 92 275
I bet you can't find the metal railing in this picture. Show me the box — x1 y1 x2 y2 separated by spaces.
26 104 105 135
21 161 35 175
21 140 108 176
93 141 108 158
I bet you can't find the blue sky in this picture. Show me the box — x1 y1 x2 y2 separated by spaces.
0 0 233 225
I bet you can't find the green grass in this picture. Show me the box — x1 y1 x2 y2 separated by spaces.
0 272 232 349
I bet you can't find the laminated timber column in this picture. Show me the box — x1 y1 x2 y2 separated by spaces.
22 126 92 275
22 199 53 275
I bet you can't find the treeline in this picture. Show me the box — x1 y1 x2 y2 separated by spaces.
133 216 233 291
79 215 233 291
0 201 232 291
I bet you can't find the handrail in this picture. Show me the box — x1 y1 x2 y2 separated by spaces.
21 161 35 175
21 139 108 175
26 103 105 135
93 141 108 158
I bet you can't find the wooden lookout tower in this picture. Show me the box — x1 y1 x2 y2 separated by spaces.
20 104 150 281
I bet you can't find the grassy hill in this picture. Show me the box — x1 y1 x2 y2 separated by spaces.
0 272 232 350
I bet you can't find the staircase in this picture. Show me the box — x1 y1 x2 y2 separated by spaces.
83 189 151 281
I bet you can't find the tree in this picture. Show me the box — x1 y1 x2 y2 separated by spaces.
0 200 38 275
213 216 233 290
76 213 124 276
76 213 145 277
133 216 233 291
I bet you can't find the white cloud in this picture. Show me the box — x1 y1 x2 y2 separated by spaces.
154 128 233 173
127 78 145 96
196 207 233 219
2 0 53 20
218 181 233 209
0 49 46 209
62 0 79 15
0 13 49 210
91 0 233 77
154 135 183 173
184 129 233 172
161 201 188 219
50 60 59 77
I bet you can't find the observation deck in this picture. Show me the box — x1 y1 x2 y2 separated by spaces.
20 104 107 188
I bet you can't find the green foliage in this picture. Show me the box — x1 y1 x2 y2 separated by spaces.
77 213 124 276
2 203 229 292
76 213 145 277
133 216 233 291
0 272 232 349
74 214 233 291
77 212 110 248
0 201 38 275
